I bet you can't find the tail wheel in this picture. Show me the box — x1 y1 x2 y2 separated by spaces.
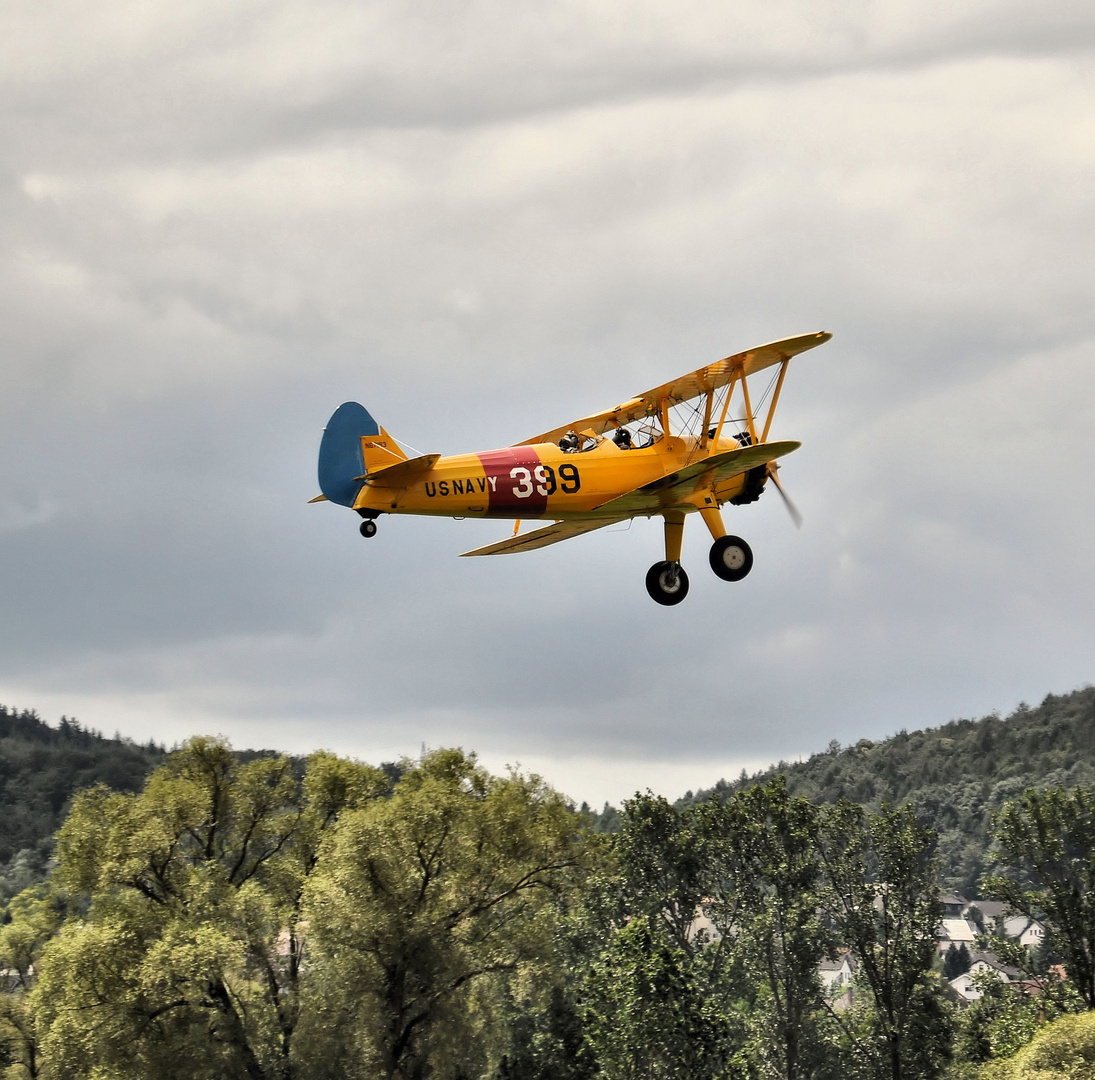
710 535 752 581
646 561 689 605
359 519 378 538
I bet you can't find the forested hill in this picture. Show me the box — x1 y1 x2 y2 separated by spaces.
7 688 1094 902
677 686 1095 894
0 706 165 898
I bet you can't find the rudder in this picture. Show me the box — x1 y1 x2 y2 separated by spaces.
318 402 406 507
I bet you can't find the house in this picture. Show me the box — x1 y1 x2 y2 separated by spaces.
963 899 1010 930
968 951 1023 981
819 953 856 1011
936 917 978 954
688 906 721 943
940 892 968 917
949 972 981 1002
948 950 1023 1003
962 900 1046 948
1002 915 1045 949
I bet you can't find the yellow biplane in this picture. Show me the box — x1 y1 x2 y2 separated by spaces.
312 331 831 604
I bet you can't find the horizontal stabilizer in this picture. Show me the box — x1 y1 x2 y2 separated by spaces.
308 493 328 503
359 453 441 488
460 517 626 557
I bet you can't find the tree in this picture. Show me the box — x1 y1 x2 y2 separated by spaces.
943 943 971 981
976 1010 1095 1079
492 978 598 1080
583 913 733 1080
585 784 838 1080
952 969 1048 1066
817 801 951 1080
706 779 830 1080
0 884 61 1078
581 793 743 1080
29 738 387 1080
302 749 588 1080
984 785 1095 1009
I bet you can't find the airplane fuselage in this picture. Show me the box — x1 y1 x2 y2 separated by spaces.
353 434 757 520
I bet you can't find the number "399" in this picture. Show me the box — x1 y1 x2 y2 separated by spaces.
510 464 580 498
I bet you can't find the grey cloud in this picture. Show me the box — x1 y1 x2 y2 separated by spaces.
2 3 1094 802
5 2 1095 167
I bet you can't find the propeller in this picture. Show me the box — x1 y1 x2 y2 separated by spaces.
767 462 803 530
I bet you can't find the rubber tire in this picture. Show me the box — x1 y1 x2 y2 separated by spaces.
710 535 752 581
359 519 378 538
645 561 690 606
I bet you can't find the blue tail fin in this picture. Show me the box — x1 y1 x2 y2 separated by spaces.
318 402 379 507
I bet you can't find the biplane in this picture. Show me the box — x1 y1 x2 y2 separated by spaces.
312 331 831 604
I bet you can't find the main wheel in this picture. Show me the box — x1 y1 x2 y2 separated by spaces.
645 561 690 605
359 519 378 538
709 535 752 581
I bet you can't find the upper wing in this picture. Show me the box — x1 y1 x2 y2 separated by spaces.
516 331 831 447
459 517 627 557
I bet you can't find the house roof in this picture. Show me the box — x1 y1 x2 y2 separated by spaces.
938 918 978 943
965 900 1013 921
968 950 1023 980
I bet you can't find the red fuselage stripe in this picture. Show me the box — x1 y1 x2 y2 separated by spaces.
476 447 549 517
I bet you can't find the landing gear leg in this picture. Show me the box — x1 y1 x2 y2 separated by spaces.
646 511 689 605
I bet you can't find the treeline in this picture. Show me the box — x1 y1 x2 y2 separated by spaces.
3 738 1095 1080
0 707 166 901
672 687 1095 894
7 689 1095 907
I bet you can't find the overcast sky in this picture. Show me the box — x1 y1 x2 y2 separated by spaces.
2 0 1093 806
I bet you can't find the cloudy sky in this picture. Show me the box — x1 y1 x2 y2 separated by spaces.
2 0 1093 806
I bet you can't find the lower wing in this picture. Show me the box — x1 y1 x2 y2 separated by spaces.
459 517 628 557
460 441 799 556
589 439 800 516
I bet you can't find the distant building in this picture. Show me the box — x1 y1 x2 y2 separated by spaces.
948 950 1023 1003
964 899 1010 928
940 892 968 917
1002 915 1045 949
936 917 978 954
819 953 857 1011
961 900 1046 948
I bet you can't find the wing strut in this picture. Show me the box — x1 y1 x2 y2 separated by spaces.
760 359 790 443
740 368 757 444
710 369 739 447
699 388 714 449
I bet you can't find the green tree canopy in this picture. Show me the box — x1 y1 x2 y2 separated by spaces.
27 738 387 1080
984 785 1095 1010
817 802 950 1080
302 748 590 1080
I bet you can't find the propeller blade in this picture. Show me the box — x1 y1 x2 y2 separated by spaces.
768 465 803 529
